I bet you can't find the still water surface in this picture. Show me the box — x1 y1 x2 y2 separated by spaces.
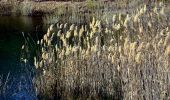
0 16 46 75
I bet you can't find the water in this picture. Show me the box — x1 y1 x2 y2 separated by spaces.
0 16 45 75
0 16 46 99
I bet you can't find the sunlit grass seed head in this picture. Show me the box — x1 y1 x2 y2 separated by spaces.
123 37 130 54
35 62 39 69
130 42 138 55
113 23 120 30
108 46 114 52
94 44 98 52
165 45 170 56
87 42 90 49
22 58 28 64
42 52 46 60
158 39 164 47
48 57 53 64
95 36 99 45
47 40 52 46
112 14 116 24
110 38 114 44
90 32 94 39
41 48 45 53
49 24 54 32
123 14 130 28
166 27 169 32
74 29 78 37
105 28 109 34
85 49 90 56
60 24 63 29
164 32 170 47
106 18 109 25
66 31 71 39
111 54 116 64
119 46 124 56
160 30 165 36
95 20 101 27
34 57 36 64
148 21 152 28
43 34 48 42
51 33 56 39
108 53 112 61
58 53 62 59
159 2 163 6
81 49 86 55
21 45 25 50
61 49 65 56
79 46 82 53
40 39 43 45
143 4 147 13
131 42 138 49
92 17 96 26
135 52 143 64
85 25 87 32
34 57 39 69
62 39 67 47
64 23 68 29
153 6 158 14
146 43 154 51
133 14 139 23
137 42 145 52
56 23 60 28
139 25 143 33
124 37 130 45
55 45 59 52
42 52 49 60
57 30 62 37
91 45 97 52
139 7 144 15
43 69 46 76
118 13 122 21
47 28 52 37
79 26 84 37
65 48 70 56
72 46 79 52
39 60 44 68
69 24 75 31
92 27 97 33
155 34 160 40
160 6 165 16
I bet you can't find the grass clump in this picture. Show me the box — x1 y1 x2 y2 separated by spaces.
20 2 170 100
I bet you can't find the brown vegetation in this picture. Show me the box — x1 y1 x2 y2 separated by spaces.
20 2 170 99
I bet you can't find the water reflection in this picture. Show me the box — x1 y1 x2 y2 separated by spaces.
0 16 45 75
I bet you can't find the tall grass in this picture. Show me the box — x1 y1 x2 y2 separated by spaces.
42 0 144 25
20 0 34 16
0 0 34 15
0 73 10 98
22 1 170 99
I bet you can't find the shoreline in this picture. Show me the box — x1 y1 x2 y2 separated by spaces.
0 1 83 16
0 1 143 16
0 1 169 16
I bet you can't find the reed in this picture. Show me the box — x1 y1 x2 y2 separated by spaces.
20 1 170 99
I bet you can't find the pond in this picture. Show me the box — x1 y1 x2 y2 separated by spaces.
0 16 46 75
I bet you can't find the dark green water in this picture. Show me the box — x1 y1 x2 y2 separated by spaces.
0 16 45 75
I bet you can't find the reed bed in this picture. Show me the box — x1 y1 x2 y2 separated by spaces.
22 2 170 99
43 0 143 24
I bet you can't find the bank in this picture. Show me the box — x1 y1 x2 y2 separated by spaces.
0 0 146 16
0 1 84 16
